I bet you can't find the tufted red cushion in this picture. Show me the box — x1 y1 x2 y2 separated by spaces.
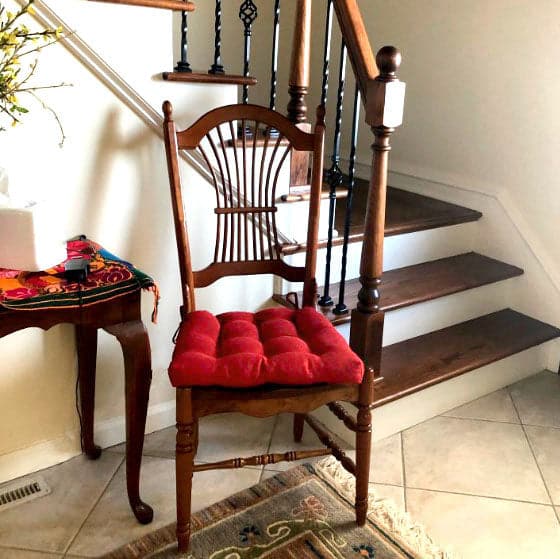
168 306 364 388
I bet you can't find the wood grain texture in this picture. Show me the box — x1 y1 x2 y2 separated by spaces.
0 290 153 524
162 72 257 85
162 101 324 311
279 185 483 255
90 0 195 11
274 253 524 325
373 309 560 407
332 0 377 102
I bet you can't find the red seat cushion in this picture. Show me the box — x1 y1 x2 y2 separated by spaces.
168 306 364 388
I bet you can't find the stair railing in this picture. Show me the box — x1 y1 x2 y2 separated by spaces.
91 0 406 379
330 0 406 378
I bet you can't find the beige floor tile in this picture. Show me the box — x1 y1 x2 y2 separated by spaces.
407 488 560 559
403 416 550 503
67 456 175 557
265 413 350 472
443 388 520 423
108 413 276 464
525 425 560 505
0 550 62 558
108 426 175 459
0 453 122 554
195 413 276 463
67 455 262 556
191 467 263 513
509 370 560 427
265 414 403 486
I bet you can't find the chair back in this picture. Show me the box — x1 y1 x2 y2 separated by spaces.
162 102 325 313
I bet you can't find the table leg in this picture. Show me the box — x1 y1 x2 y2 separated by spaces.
105 320 154 525
75 325 102 460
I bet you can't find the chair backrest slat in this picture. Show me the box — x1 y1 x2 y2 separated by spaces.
162 102 325 312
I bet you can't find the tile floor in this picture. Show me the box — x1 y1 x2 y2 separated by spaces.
2 370 560 558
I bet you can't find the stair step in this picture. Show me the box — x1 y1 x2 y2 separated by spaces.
162 72 257 86
273 252 523 325
279 185 482 255
373 309 560 408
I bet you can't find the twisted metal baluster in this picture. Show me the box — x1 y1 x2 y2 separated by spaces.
269 0 281 110
175 5 192 73
266 0 281 138
209 0 225 74
318 41 347 307
334 85 361 315
320 0 334 107
239 0 258 104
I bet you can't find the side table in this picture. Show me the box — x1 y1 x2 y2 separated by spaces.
0 238 158 524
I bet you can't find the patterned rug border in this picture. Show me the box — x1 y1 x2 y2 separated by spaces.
314 457 454 559
102 458 456 559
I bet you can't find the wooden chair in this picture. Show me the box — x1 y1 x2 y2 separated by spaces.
162 101 374 553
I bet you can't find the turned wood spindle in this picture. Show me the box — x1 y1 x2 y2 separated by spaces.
287 0 312 191
287 0 312 124
350 46 405 379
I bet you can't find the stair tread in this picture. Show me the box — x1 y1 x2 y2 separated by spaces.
280 185 482 254
374 309 560 408
274 252 524 325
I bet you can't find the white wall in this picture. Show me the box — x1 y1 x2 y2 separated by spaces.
355 0 560 298
0 0 276 481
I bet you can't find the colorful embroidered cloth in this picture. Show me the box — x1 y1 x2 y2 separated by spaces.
0 237 159 321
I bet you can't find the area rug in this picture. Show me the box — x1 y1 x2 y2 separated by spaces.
103 458 453 559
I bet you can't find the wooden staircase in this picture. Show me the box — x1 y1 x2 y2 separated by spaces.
86 0 560 425
276 186 560 409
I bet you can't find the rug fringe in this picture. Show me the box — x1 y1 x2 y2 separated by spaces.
315 457 458 559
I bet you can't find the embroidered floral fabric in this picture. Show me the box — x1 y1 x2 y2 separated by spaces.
0 238 158 319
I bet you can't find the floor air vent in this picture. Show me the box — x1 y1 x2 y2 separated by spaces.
0 476 51 512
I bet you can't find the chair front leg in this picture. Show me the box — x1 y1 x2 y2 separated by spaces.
176 388 197 553
355 366 374 525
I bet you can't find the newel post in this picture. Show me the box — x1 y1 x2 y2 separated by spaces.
349 46 405 379
287 0 312 189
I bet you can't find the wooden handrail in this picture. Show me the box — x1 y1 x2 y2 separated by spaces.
89 0 195 11
328 0 405 378
332 0 377 105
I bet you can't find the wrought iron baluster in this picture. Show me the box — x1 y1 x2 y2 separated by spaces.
269 0 281 111
175 5 192 73
334 85 361 315
239 0 258 105
320 0 334 108
267 0 281 139
209 0 225 74
318 41 347 308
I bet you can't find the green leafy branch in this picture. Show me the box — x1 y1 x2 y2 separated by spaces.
0 0 70 145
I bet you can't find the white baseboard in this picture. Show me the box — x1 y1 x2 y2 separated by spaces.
0 398 177 485
313 342 554 445
95 399 176 449
0 433 81 485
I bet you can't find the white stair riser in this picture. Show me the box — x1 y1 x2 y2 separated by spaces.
281 221 477 294
312 341 554 444
276 197 333 242
335 278 518 347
